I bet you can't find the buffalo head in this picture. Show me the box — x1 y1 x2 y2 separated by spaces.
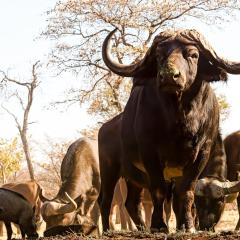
40 191 78 229
195 177 240 230
102 29 240 92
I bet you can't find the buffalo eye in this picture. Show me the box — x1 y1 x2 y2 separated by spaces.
189 52 199 59
183 47 199 60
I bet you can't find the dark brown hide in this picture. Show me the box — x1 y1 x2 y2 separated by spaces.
98 114 149 231
100 28 240 233
0 188 38 239
1 180 42 222
194 133 227 230
183 131 240 231
0 180 43 237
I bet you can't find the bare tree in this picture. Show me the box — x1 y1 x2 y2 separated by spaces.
35 138 71 197
42 0 239 121
0 61 41 180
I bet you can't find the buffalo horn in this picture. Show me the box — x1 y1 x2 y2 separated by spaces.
55 192 78 214
39 188 51 202
102 28 148 77
195 177 240 198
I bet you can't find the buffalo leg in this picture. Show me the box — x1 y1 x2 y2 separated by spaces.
19 225 26 240
125 180 145 230
139 149 168 232
235 195 240 230
150 184 168 232
4 222 12 240
99 165 120 232
173 184 195 232
164 198 172 228
174 141 211 232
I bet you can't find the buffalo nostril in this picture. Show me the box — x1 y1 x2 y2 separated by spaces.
173 72 181 80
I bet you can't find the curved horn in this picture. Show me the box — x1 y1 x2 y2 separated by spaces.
221 181 240 195
195 177 240 198
54 192 77 215
39 188 51 203
102 28 148 77
41 192 77 217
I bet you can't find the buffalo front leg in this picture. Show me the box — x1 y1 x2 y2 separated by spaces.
174 141 211 232
4 222 12 240
140 149 168 232
98 173 119 232
125 180 146 230
173 183 195 232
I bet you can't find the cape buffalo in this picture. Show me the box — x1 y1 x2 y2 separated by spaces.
40 138 100 230
99 113 170 231
40 137 137 233
224 131 240 230
190 130 240 231
0 180 43 236
99 28 240 233
0 188 38 240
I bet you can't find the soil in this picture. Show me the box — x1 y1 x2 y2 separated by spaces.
38 230 240 240
2 203 240 240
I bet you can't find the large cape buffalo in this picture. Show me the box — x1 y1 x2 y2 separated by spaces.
99 28 240 233
0 188 38 240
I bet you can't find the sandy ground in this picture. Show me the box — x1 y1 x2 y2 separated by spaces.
0 203 239 239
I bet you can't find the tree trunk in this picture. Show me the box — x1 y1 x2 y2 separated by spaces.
20 133 35 180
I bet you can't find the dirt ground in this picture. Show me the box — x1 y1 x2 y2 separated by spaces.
1 203 240 240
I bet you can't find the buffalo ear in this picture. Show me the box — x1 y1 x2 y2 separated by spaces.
199 57 228 82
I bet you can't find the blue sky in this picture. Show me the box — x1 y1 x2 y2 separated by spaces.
0 1 240 154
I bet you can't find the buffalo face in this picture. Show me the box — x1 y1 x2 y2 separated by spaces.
195 196 225 230
40 192 78 229
42 212 76 229
195 177 240 230
156 42 199 92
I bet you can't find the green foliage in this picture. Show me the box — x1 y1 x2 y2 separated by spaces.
0 137 23 184
217 94 230 122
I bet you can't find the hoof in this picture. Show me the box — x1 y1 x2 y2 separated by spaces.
151 227 169 234
186 227 196 233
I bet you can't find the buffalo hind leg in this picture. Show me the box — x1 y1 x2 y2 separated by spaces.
4 222 12 240
125 181 145 230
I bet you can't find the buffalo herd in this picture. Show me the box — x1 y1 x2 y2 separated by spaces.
1 28 240 238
